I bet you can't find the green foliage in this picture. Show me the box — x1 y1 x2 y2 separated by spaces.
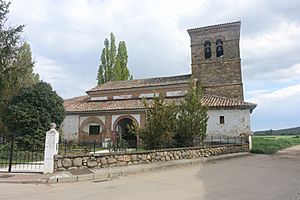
3 82 65 147
0 1 38 134
251 136 300 154
114 41 131 80
136 96 177 149
118 136 129 151
97 33 132 84
133 82 209 149
175 82 208 146
254 127 300 136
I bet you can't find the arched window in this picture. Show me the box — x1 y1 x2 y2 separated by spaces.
216 39 223 57
204 41 211 59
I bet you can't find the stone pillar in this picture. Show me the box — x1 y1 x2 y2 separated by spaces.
248 135 252 151
44 123 59 174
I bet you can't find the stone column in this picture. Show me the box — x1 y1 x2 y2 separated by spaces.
44 123 59 174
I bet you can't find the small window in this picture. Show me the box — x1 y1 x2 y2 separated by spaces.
89 125 100 135
216 39 223 57
204 41 211 59
219 116 225 124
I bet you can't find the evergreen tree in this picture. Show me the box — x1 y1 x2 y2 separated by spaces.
97 33 132 84
175 82 209 146
136 97 177 149
3 81 65 147
0 1 37 134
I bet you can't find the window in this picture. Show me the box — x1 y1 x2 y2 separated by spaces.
89 125 100 135
204 41 211 59
219 116 225 124
216 39 223 57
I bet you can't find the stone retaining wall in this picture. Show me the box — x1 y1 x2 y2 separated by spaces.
54 144 249 171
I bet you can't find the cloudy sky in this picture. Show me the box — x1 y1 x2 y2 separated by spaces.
8 0 300 131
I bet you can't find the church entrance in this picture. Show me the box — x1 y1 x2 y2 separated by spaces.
114 117 137 148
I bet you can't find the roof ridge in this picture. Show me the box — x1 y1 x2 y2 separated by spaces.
187 21 241 32
87 74 192 93
102 73 191 83
64 95 88 102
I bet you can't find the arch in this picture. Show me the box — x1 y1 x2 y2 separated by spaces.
113 115 139 131
113 115 139 148
79 116 105 135
216 39 224 57
204 40 211 59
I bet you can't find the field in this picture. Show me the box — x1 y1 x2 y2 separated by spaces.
251 135 300 154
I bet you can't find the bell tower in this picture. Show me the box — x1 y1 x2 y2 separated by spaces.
187 21 244 100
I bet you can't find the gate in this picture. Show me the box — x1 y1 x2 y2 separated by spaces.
0 134 44 173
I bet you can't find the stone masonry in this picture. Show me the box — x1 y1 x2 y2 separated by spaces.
54 144 249 171
188 21 244 100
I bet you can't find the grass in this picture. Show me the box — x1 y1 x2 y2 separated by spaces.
251 135 300 154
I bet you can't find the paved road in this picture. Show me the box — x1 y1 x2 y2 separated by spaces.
1 146 300 200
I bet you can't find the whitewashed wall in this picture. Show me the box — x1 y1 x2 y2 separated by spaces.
61 115 79 141
206 109 251 136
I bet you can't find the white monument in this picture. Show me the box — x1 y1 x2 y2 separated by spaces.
44 123 59 174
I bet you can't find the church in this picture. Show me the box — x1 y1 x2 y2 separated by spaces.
62 21 257 146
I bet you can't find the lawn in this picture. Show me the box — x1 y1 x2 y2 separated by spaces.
251 135 300 154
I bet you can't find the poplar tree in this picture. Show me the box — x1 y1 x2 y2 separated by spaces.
97 33 132 84
114 41 132 80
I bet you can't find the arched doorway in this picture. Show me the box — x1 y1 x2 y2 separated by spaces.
114 117 138 148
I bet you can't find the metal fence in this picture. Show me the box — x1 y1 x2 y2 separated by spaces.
59 134 248 155
0 134 44 173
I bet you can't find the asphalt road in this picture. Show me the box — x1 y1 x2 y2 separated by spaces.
1 146 300 200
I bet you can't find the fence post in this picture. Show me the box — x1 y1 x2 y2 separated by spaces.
64 140 67 155
8 134 15 173
93 139 96 154
44 123 59 174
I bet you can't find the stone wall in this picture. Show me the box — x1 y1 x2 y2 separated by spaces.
54 144 249 171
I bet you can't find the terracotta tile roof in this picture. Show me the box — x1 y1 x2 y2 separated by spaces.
87 74 191 93
201 95 256 112
64 95 256 113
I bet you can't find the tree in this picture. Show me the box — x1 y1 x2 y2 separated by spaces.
97 33 132 84
136 97 177 149
0 1 37 134
114 41 132 80
175 82 208 146
3 81 65 147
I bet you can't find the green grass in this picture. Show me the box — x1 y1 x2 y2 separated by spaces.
251 135 300 154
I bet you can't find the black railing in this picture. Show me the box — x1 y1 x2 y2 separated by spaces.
0 134 44 173
59 134 249 155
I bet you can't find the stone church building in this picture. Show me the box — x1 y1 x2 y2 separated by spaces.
62 21 256 146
